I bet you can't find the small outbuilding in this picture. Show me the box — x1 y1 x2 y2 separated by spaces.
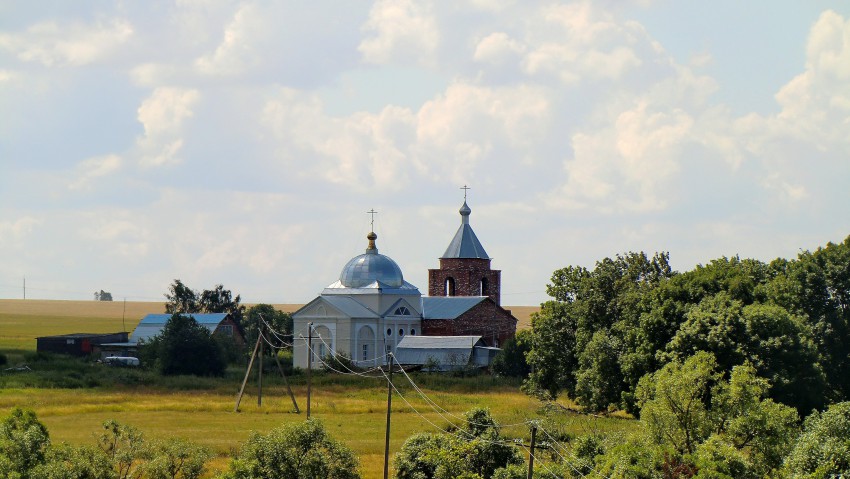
36 332 129 357
394 335 500 371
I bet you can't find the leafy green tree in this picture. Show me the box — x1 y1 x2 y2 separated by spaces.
664 294 825 413
637 351 720 455
243 304 293 353
32 444 113 479
199 284 245 325
221 418 359 479
97 420 148 479
525 252 672 408
142 314 226 376
491 329 531 378
165 279 199 315
766 236 850 401
575 330 623 412
394 408 523 479
0 408 50 479
145 438 210 479
783 401 850 478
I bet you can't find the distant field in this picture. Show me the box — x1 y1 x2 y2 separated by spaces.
0 299 537 352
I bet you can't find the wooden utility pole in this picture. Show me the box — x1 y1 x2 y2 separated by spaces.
273 351 300 413
307 322 313 418
258 327 264 407
527 424 537 479
383 354 394 479
234 331 263 412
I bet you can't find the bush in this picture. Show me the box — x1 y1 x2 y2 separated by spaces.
221 419 360 479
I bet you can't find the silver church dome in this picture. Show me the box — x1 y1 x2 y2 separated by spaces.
339 232 405 288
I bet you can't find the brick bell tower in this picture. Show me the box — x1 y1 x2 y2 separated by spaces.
428 188 501 305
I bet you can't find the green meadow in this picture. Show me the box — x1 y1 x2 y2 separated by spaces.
0 299 628 478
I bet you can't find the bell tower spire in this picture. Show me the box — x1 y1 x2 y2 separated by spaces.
428 187 501 304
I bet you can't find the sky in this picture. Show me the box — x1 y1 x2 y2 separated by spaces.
1 1 849 306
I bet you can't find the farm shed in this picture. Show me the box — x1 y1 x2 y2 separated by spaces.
394 335 500 371
99 313 245 357
36 332 129 357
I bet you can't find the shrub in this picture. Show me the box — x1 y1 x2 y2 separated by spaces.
221 418 360 479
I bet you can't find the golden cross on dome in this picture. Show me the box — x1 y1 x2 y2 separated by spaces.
367 209 377 231
460 185 471 201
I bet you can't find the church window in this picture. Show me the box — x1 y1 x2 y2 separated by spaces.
446 277 455 296
319 344 326 359
386 328 392 336
399 329 404 337
410 329 415 335
362 344 369 361
394 306 410 315
480 277 489 296
386 344 392 354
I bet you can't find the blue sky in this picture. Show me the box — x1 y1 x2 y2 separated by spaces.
1 1 849 305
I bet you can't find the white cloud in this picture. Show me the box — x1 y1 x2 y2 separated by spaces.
195 3 267 76
473 32 525 65
69 155 123 191
0 18 132 67
136 87 201 167
0 217 41 241
359 0 439 65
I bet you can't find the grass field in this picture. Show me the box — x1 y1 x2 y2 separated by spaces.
0 299 592 478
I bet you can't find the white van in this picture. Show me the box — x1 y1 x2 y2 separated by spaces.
104 356 140 367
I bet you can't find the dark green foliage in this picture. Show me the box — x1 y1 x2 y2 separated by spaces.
165 279 199 315
393 408 523 479
199 284 245 325
491 329 531 378
243 304 292 352
526 251 673 408
526 237 850 414
143 314 226 376
783 401 850 478
221 418 359 479
165 280 245 325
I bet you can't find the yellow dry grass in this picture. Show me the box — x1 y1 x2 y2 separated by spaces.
0 384 589 478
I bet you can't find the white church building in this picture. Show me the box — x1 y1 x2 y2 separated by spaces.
292 199 517 369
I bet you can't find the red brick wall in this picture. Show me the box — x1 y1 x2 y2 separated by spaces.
428 258 502 305
421 299 516 347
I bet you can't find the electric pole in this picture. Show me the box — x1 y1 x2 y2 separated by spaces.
307 322 313 419
383 353 394 479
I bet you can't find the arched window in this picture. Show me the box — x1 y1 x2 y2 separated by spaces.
399 329 404 337
445 277 455 296
410 329 416 336
357 326 375 362
480 277 489 296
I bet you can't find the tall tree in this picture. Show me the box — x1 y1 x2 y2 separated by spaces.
199 284 244 325
164 279 199 314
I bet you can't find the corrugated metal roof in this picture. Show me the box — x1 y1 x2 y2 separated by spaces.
396 335 483 349
422 296 485 319
394 336 487 370
130 314 228 344
138 313 228 325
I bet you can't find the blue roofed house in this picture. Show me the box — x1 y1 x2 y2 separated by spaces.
291 198 517 370
99 313 245 358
